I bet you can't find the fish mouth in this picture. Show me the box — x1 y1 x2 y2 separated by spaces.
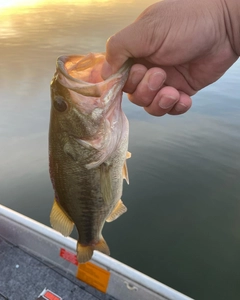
56 53 131 98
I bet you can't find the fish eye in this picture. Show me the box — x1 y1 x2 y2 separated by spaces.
54 95 68 112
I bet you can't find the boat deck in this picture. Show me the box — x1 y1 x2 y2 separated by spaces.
0 237 111 300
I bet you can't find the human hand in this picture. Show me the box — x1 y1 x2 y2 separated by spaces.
101 0 239 116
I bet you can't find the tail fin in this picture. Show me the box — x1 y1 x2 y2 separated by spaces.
77 236 110 264
94 236 110 255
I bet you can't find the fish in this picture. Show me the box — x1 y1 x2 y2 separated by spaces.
49 53 132 263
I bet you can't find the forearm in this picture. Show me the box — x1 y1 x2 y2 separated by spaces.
222 0 240 56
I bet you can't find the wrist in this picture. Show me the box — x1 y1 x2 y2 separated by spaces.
222 0 240 56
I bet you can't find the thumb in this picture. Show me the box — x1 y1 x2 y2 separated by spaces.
101 33 131 79
101 2 170 79
101 23 143 79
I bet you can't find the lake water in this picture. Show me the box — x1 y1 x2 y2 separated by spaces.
1 1 240 299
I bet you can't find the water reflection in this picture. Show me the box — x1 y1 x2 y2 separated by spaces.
0 1 240 299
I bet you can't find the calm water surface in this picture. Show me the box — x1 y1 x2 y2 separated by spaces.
1 1 240 299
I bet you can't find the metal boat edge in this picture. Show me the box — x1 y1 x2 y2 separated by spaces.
0 204 193 300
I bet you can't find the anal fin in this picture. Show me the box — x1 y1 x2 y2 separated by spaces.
77 236 110 264
106 199 127 222
50 198 74 237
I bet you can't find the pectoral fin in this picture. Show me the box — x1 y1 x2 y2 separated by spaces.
75 138 100 150
106 200 127 222
64 142 78 161
50 198 74 237
74 136 104 169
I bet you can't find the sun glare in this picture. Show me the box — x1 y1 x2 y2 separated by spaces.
0 0 40 9
0 0 111 10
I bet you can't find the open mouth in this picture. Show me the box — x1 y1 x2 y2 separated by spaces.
63 53 105 84
56 54 111 97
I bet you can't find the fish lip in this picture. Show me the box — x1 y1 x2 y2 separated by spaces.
56 55 82 84
55 54 132 97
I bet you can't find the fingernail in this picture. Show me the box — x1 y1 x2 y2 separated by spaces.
159 95 178 109
101 61 113 79
148 72 165 91
175 103 188 112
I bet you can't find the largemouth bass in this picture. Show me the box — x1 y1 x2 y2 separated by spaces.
49 53 131 263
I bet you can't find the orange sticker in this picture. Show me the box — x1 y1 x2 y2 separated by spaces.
76 261 110 293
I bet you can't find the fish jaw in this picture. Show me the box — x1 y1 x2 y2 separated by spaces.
56 53 131 97
56 53 131 125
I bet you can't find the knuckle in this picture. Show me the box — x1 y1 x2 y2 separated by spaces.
106 34 119 53
128 93 149 107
